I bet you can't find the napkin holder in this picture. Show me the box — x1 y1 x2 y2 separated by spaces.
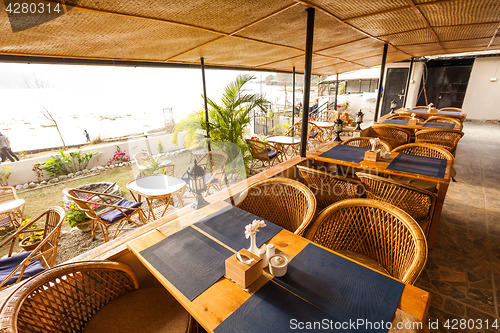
408 118 418 126
225 249 263 288
428 107 437 114
364 150 380 162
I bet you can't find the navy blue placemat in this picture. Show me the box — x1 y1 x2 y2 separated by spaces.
319 144 369 163
140 226 233 301
438 110 461 115
215 280 336 333
273 243 404 333
383 119 409 125
406 109 427 113
387 153 447 178
195 205 283 251
422 122 455 129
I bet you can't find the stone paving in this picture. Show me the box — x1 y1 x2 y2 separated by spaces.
414 122 500 333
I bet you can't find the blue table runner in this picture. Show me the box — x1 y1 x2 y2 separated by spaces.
387 153 447 178
422 122 455 129
407 109 461 115
140 226 233 301
383 119 409 125
195 205 283 251
319 145 369 163
215 280 336 333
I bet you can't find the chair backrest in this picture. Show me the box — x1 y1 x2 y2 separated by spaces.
411 106 430 110
297 166 361 209
39 206 65 267
62 188 99 220
133 151 151 166
371 125 412 148
246 139 276 162
236 177 316 236
197 151 228 174
0 261 138 332
423 116 462 130
341 137 392 151
287 122 322 140
317 110 338 122
392 143 455 166
0 186 17 204
305 199 427 284
356 172 436 223
415 129 464 155
439 107 464 112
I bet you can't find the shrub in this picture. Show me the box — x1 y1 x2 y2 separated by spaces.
40 149 100 176
108 146 130 165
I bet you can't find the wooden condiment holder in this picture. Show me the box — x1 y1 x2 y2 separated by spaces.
428 107 437 113
364 150 381 162
225 249 263 288
408 118 418 126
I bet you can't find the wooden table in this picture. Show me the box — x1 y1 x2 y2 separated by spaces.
126 174 187 221
128 200 430 332
395 108 466 121
308 141 451 247
0 199 25 229
266 136 301 157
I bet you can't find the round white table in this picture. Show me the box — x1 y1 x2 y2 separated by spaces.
0 199 25 229
126 175 186 221
266 136 301 157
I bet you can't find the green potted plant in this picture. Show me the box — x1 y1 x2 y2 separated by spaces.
18 219 44 251
65 201 94 232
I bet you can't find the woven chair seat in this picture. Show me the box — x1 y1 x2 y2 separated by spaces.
84 288 191 333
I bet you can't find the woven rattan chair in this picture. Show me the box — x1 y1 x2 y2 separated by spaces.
246 139 283 169
236 177 316 236
287 122 324 147
63 188 146 242
371 124 412 149
356 172 436 237
0 261 195 332
297 166 361 210
0 186 25 233
439 107 464 112
341 137 392 151
134 151 173 177
305 199 427 284
423 116 463 130
415 129 464 156
411 106 430 110
0 206 64 290
392 143 455 164
317 110 338 122
196 151 228 195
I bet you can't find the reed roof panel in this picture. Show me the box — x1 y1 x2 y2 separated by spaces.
0 0 498 74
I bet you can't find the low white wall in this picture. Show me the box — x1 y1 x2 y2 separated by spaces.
4 132 186 186
462 57 500 120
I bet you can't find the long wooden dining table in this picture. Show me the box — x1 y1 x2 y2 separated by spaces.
308 141 451 248
128 200 430 333
376 118 462 131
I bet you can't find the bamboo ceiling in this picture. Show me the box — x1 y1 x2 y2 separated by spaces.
0 0 499 74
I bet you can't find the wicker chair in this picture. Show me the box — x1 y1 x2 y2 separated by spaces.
371 124 412 149
356 172 436 237
439 107 464 112
305 199 427 285
196 151 228 194
236 177 316 236
133 151 174 177
0 206 64 290
63 188 146 242
246 139 283 169
392 143 455 164
415 129 464 156
411 106 431 110
423 116 463 130
287 122 324 147
297 166 361 210
0 186 25 232
341 137 392 151
317 110 338 122
0 261 195 333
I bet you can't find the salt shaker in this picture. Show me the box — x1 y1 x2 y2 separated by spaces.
266 244 275 260
258 248 268 267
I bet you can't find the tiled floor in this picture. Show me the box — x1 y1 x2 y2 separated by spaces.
414 122 500 333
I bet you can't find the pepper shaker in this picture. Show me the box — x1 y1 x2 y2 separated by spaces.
258 248 268 267
266 244 275 259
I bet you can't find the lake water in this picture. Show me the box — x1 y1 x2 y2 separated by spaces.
0 63 301 151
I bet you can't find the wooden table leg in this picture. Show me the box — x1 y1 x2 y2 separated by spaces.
427 181 449 248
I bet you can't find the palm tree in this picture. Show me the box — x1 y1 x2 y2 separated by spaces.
172 74 268 169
